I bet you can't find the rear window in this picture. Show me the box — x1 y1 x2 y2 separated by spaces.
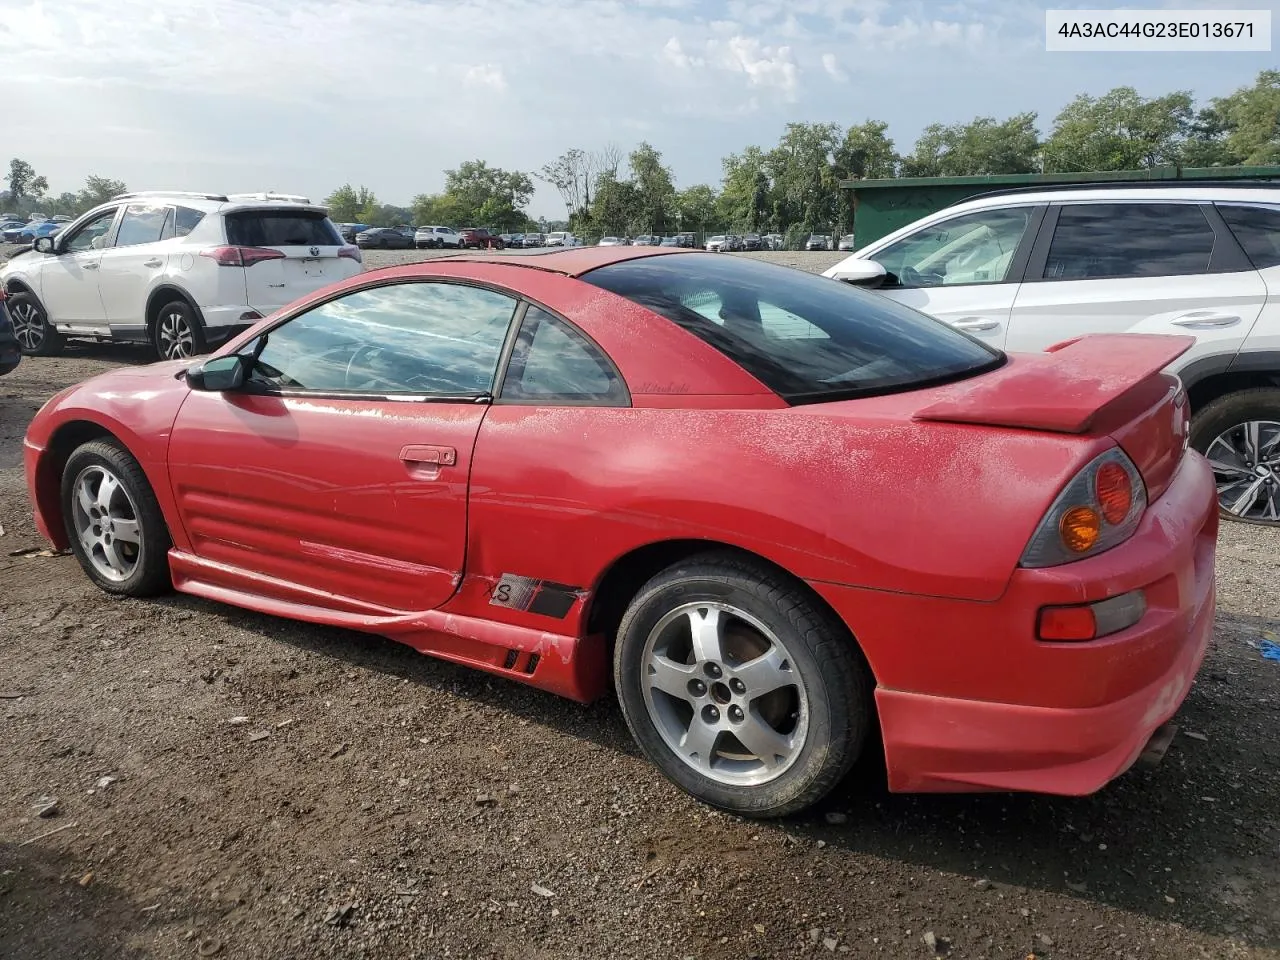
580 253 1003 404
1218 203 1280 270
225 210 340 247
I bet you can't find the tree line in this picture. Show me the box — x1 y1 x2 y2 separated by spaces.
6 71 1276 243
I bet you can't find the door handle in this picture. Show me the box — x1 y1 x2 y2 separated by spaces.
82 262 99 270
143 258 164 268
1170 311 1241 328
399 444 456 466
952 317 1000 332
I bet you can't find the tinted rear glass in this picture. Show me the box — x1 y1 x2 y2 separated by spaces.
226 210 340 247
581 253 1003 403
1218 203 1280 270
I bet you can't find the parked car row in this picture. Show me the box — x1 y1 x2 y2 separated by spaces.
0 190 364 361
705 233 787 252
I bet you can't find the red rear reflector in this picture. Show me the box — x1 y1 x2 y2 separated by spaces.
200 246 287 267
1038 605 1096 641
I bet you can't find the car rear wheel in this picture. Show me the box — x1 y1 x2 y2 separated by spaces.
613 552 871 818
153 300 205 361
1190 387 1280 525
9 292 63 356
61 439 173 596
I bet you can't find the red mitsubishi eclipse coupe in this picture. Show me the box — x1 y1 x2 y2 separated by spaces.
23 247 1217 817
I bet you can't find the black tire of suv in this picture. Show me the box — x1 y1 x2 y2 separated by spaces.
9 292 63 356
613 551 873 818
1189 387 1280 525
152 300 206 361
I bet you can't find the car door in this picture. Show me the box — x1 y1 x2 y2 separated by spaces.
1209 202 1280 365
167 279 521 613
851 204 1046 348
97 202 173 330
37 206 120 327
1005 201 1266 365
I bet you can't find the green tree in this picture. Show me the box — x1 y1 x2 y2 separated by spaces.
6 159 48 202
766 122 842 232
720 146 771 230
324 183 379 222
835 120 899 179
590 172 641 236
440 160 534 229
1196 69 1280 165
537 148 589 220
1042 87 1193 171
628 142 676 234
676 184 719 234
901 113 1040 177
77 175 127 210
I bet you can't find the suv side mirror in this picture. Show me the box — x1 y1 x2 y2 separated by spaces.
186 354 247 391
33 236 55 254
828 259 888 287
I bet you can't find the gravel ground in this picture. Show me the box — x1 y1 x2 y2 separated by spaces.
1 249 1279 960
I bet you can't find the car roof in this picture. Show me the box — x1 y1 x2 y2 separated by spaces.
369 246 693 279
947 181 1280 212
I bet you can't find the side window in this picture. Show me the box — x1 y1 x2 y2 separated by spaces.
63 209 118 253
874 207 1034 288
1217 204 1280 270
246 282 518 395
499 306 627 405
1043 203 1215 281
114 203 169 247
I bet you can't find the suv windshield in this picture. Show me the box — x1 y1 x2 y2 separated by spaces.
580 253 1004 403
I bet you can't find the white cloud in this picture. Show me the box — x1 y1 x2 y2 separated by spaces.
0 0 1263 219
464 64 507 91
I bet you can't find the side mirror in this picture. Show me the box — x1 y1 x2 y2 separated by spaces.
186 354 247 391
33 236 55 254
828 258 888 287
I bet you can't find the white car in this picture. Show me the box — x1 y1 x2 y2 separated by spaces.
414 225 462 249
824 182 1280 525
2 191 362 361
545 231 579 247
705 235 726 252
597 236 626 246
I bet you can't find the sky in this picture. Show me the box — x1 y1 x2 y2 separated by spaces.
0 0 1277 219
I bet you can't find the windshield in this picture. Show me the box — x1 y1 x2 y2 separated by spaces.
580 253 1004 404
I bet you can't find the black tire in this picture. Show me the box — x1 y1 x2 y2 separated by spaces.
152 299 206 361
8 292 63 356
61 439 173 597
1189 387 1280 525
613 552 872 818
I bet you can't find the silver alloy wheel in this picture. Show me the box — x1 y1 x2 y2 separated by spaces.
157 309 194 360
640 601 809 786
10 300 43 350
70 464 143 582
1207 419 1280 522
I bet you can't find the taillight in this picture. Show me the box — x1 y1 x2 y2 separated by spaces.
199 246 287 267
338 244 361 263
1020 447 1147 568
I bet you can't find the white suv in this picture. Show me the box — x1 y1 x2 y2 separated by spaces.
2 191 362 361
824 183 1280 526
414 225 462 249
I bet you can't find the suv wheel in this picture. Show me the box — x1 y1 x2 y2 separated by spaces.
1190 387 1280 524
153 300 205 361
9 292 63 356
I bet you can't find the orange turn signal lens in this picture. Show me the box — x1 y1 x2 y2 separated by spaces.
1095 462 1132 525
1059 505 1101 553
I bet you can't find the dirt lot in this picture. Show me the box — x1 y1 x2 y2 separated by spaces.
2 250 1279 960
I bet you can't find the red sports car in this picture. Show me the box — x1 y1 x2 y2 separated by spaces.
23 247 1218 818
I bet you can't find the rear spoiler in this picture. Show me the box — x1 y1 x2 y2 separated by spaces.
913 333 1194 434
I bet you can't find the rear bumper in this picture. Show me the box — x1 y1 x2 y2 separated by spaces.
810 450 1219 795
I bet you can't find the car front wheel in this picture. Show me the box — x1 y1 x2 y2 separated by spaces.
9 292 63 356
614 552 872 818
1190 387 1280 524
61 439 173 596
